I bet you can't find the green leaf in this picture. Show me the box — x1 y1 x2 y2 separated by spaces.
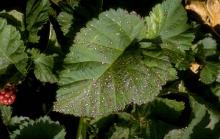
138 118 176 139
51 0 80 10
145 0 193 51
8 116 30 132
0 18 28 77
92 97 184 139
7 10 23 25
193 37 220 84
26 0 50 43
105 116 175 139
65 0 80 9
165 97 207 139
10 116 66 139
54 9 176 117
109 125 130 139
90 97 184 138
149 98 185 122
57 11 73 35
206 110 220 130
0 10 24 31
164 96 220 139
196 37 217 59
91 112 136 139
144 0 194 68
200 62 220 84
0 105 12 125
29 49 58 83
211 84 220 100
132 98 184 139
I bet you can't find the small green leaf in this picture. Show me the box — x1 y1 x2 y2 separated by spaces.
57 11 73 35
164 129 185 139
51 0 80 10
211 84 220 100
206 110 220 130
0 105 12 125
197 37 217 58
150 98 185 121
65 0 80 9
0 10 24 31
7 10 23 24
194 37 220 84
29 49 58 83
26 0 50 43
200 62 220 84
91 112 136 139
8 116 30 132
10 116 66 139
0 18 28 79
109 125 130 139
54 9 176 117
144 0 194 68
145 0 194 51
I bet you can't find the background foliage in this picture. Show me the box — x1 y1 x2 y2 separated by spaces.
0 0 220 138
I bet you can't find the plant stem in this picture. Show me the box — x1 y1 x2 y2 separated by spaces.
76 117 88 139
98 0 103 12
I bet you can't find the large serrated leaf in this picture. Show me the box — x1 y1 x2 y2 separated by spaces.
26 0 50 43
0 18 28 77
29 49 58 83
145 0 194 68
54 9 176 117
